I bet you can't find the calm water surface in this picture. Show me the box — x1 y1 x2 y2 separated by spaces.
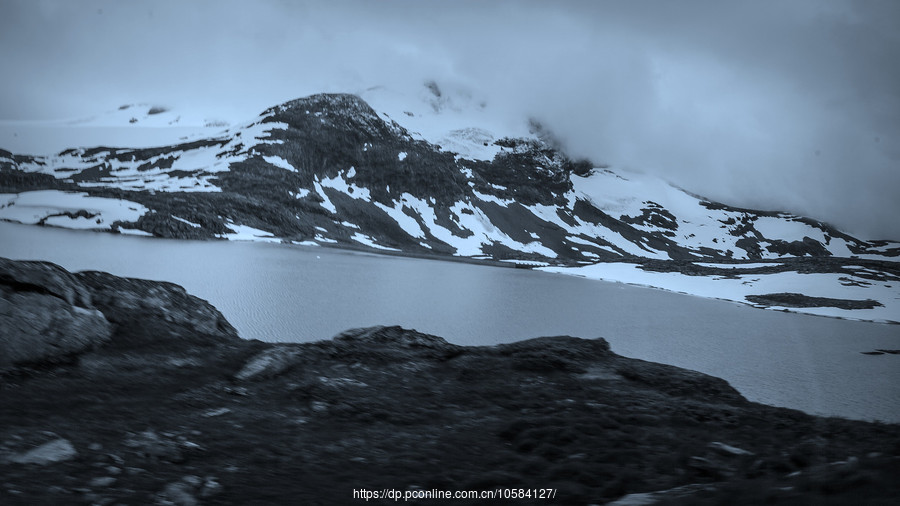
2 222 898 422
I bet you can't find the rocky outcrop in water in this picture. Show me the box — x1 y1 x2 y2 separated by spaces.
1 258 898 505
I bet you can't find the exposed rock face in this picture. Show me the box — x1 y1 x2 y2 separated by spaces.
331 324 464 360
0 257 111 371
0 257 93 307
0 257 239 373
75 270 238 344
745 292 884 310
1 258 898 505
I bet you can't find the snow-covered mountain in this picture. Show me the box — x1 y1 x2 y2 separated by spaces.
0 106 230 158
1 87 898 322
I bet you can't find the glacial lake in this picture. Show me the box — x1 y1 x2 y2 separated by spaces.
2 221 898 423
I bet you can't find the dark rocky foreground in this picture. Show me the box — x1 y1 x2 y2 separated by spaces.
1 258 898 505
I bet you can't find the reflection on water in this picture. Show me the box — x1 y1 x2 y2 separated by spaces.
2 221 898 422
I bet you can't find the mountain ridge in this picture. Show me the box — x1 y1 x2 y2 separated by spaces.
1 90 899 322
2 92 896 257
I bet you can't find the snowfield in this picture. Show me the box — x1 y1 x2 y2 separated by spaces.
215 221 281 242
540 262 900 323
0 190 148 230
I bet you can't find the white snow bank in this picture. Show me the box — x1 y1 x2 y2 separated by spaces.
351 232 401 251
171 215 201 228
540 262 900 323
374 198 427 239
216 221 281 242
0 190 148 230
117 228 154 236
262 155 297 172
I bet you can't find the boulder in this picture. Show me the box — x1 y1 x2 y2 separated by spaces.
709 441 755 457
0 257 111 371
234 345 301 381
0 257 93 308
75 270 239 344
123 430 183 462
333 325 453 349
8 438 78 465
331 325 463 360
1 257 240 373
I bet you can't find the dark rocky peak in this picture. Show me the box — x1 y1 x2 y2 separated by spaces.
261 93 408 141
244 93 474 205
492 125 594 179
244 93 588 208
239 90 586 210
276 93 375 116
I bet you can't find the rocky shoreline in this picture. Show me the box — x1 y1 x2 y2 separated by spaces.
1 257 898 505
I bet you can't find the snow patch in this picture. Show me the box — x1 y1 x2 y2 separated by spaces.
313 179 337 214
262 155 297 172
473 190 514 207
374 198 426 239
117 228 153 236
500 259 551 267
754 216 824 243
217 221 281 242
351 232 401 251
0 190 148 230
315 234 337 244
171 215 201 228
319 171 372 201
541 263 899 323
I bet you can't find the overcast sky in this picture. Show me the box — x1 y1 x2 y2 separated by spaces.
1 0 898 239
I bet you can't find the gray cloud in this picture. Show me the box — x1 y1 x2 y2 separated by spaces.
1 0 898 239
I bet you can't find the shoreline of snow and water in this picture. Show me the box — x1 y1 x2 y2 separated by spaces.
540 262 900 325
2 213 897 325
